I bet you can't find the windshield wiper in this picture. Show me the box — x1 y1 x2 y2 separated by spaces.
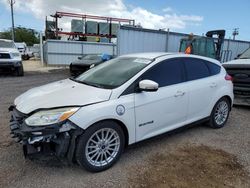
239 57 250 59
70 78 104 88
83 81 104 88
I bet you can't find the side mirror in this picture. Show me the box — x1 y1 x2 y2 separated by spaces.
78 56 82 60
139 80 159 92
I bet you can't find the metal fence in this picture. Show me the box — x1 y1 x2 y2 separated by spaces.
43 40 117 65
117 26 250 62
43 26 250 65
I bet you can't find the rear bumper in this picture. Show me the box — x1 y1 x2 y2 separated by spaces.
9 106 83 160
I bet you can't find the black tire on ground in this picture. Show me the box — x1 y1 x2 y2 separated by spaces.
16 65 24 76
75 121 125 172
209 97 230 129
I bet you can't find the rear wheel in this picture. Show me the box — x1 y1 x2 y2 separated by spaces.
209 97 230 128
75 121 125 172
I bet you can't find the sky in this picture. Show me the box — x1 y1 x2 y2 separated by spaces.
0 0 249 41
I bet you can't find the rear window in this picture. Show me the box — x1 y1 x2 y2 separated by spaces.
184 58 210 81
204 60 221 75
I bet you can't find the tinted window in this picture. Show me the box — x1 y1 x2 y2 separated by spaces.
204 60 221 75
141 59 184 87
184 58 210 81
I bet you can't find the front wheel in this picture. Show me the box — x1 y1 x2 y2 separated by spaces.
75 121 125 172
209 97 230 129
15 65 24 76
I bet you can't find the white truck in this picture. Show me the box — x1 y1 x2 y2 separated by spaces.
15 42 33 60
0 39 24 76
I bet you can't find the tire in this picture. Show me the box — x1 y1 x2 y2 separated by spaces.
15 65 24 76
209 97 230 129
75 121 125 172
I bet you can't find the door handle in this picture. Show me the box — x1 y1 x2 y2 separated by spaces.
174 91 185 97
210 83 217 88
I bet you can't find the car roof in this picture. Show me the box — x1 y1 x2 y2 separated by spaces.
120 52 174 59
119 52 221 65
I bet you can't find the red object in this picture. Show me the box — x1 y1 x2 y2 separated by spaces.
56 11 134 23
225 74 233 81
51 11 135 38
185 46 192 54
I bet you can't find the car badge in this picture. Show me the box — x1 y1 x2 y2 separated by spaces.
116 105 125 116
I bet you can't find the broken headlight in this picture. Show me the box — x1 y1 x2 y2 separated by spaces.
25 107 79 126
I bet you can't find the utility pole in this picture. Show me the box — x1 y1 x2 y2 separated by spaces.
9 0 15 41
232 28 239 40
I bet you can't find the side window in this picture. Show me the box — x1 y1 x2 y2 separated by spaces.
184 58 210 81
206 39 216 59
141 59 184 87
204 60 221 75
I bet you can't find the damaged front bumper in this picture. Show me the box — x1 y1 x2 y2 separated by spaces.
9 106 83 161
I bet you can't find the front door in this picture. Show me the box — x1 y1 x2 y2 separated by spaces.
134 58 188 141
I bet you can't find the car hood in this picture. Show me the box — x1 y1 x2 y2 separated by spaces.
14 78 112 114
71 59 102 65
0 47 19 53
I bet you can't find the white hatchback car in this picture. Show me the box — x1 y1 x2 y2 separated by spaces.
10 53 233 172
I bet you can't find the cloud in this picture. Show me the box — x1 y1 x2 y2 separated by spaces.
162 7 173 13
0 0 203 31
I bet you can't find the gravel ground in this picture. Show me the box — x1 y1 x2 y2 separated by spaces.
0 60 249 188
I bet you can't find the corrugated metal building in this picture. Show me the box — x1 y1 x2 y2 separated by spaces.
117 26 250 62
43 26 250 65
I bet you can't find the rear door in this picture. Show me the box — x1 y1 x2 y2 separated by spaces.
183 57 220 121
134 58 189 141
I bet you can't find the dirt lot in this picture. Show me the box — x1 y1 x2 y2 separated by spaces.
0 60 249 188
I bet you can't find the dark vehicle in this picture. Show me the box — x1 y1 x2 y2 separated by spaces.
0 39 24 76
179 30 225 61
69 54 113 76
223 47 250 105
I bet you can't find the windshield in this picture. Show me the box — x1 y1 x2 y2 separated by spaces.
73 57 152 89
0 40 15 48
239 48 250 59
83 54 102 61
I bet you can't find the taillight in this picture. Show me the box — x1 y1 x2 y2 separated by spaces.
225 74 233 81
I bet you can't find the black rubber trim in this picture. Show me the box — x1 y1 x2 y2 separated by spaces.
67 128 84 164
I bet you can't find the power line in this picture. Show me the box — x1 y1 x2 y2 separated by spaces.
232 28 239 40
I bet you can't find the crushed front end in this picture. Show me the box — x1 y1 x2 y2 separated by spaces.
9 106 83 161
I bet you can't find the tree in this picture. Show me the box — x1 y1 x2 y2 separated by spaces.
0 26 39 46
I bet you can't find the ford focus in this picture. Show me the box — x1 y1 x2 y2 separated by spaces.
9 53 233 172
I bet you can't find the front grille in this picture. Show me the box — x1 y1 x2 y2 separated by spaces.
0 53 11 59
